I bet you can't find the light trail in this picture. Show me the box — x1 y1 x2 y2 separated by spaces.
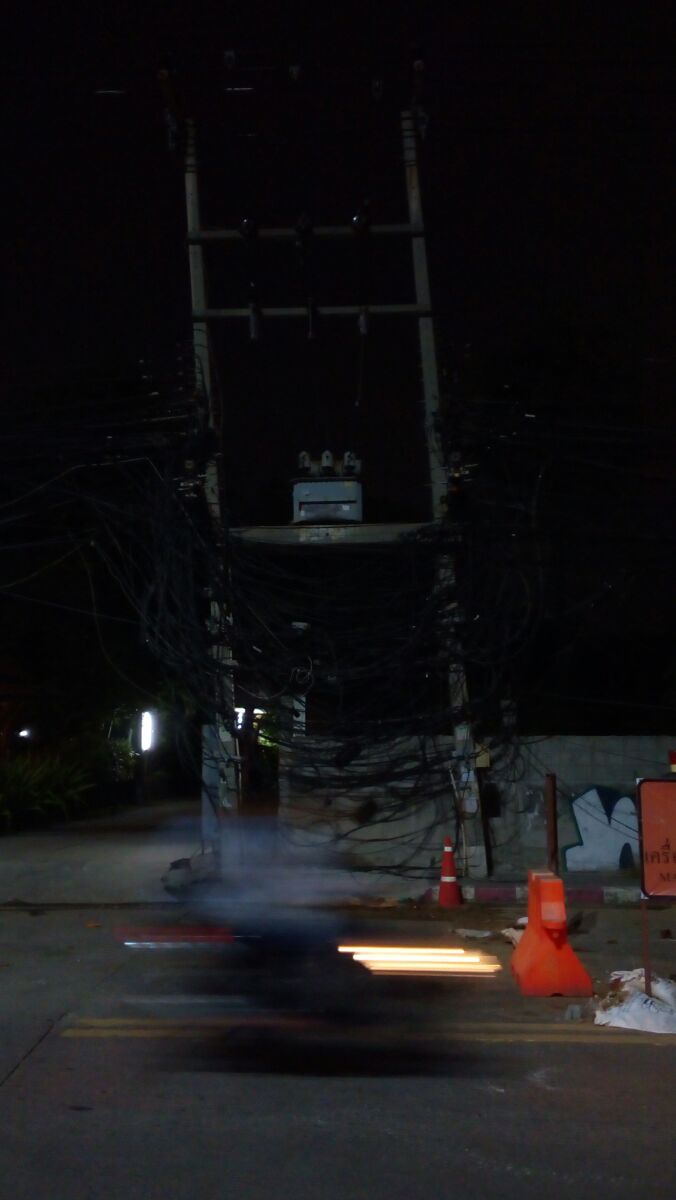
338 944 501 976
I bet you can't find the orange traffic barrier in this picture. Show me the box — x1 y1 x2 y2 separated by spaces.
511 870 593 997
438 839 462 907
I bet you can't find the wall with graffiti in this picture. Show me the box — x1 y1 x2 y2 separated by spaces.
488 735 673 874
563 786 639 870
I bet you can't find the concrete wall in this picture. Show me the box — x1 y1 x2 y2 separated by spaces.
487 735 674 874
279 733 673 877
278 734 488 878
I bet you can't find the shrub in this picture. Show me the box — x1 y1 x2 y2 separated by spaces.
0 754 93 830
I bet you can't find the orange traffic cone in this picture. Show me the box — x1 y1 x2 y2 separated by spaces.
438 839 462 907
511 870 592 997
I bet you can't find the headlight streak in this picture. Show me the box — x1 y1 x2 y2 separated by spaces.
338 944 501 977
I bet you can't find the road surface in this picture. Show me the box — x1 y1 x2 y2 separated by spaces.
0 904 674 1200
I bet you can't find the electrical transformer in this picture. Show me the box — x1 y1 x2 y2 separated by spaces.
292 450 363 524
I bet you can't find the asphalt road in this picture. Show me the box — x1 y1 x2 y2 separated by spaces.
1 905 675 1200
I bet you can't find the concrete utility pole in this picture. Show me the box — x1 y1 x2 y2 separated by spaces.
181 118 240 851
174 128 432 858
161 66 488 877
401 109 487 877
401 110 447 522
184 120 220 527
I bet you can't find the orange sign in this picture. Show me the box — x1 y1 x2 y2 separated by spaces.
638 779 676 897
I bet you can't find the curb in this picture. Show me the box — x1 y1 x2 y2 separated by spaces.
460 883 641 906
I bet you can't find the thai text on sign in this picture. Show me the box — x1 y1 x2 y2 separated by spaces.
638 779 676 898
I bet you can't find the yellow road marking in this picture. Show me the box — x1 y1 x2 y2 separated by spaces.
71 1016 248 1026
456 1033 676 1045
63 1029 226 1038
60 1018 676 1046
68 1016 676 1033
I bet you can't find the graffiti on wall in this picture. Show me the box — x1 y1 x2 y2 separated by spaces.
563 786 639 871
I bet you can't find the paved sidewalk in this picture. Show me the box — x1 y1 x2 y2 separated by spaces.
0 800 202 906
0 798 648 908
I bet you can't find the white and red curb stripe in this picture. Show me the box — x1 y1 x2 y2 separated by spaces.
459 883 641 905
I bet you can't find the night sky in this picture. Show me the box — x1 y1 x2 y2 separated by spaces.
5 4 672 369
3 2 675 731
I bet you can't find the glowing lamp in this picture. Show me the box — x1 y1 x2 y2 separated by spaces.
140 711 154 752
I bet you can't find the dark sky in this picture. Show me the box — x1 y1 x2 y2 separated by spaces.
4 2 673 376
2 2 675 730
4 0 673 530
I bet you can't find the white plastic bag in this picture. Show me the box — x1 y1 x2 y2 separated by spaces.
608 969 676 1010
595 990 676 1034
501 927 524 946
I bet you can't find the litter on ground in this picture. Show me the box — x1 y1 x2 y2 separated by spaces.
501 927 524 946
454 928 493 939
608 968 676 1008
594 968 676 1034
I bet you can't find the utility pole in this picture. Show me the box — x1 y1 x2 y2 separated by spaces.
401 108 487 877
159 63 488 877
158 72 241 857
401 110 447 521
183 120 224 532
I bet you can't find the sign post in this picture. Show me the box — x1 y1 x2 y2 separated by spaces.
637 779 676 999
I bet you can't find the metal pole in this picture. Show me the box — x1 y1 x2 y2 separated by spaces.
640 898 653 998
189 224 420 240
545 772 559 874
476 764 494 876
192 303 430 318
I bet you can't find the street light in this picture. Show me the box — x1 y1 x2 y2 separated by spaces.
140 711 154 752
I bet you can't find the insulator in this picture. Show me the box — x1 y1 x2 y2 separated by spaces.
306 300 319 340
248 303 261 340
351 203 371 235
295 212 313 248
239 217 258 240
